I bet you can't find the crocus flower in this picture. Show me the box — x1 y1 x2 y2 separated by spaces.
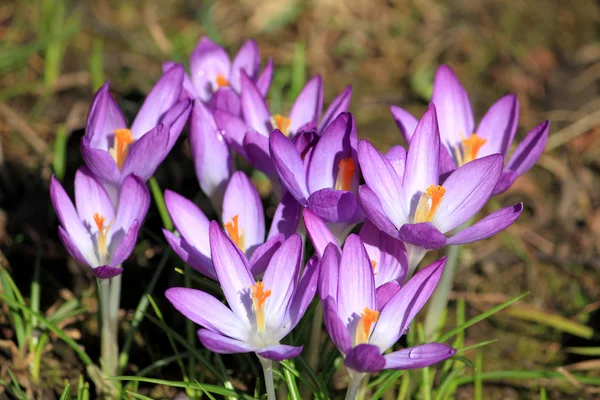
391 65 550 194
166 221 319 360
81 66 191 198
319 235 455 380
165 37 273 115
163 171 300 279
270 112 363 241
359 104 523 272
303 208 407 287
213 74 351 178
50 167 150 279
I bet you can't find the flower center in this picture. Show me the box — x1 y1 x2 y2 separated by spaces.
414 185 446 223
251 281 272 334
109 128 135 170
334 158 356 191
224 215 246 252
271 114 291 136
456 133 487 166
216 73 229 88
371 260 378 276
355 308 379 345
93 213 113 264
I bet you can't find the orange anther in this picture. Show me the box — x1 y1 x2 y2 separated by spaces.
335 158 356 192
216 74 229 88
93 213 106 231
460 133 487 165
272 114 291 136
355 308 380 345
111 128 135 170
224 215 246 252
251 281 272 310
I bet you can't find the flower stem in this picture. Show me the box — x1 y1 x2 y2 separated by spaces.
258 355 276 400
99 274 121 399
345 371 366 400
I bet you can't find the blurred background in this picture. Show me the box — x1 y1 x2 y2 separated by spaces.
1 0 600 398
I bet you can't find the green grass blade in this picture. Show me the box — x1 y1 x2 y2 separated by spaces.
90 38 105 91
474 351 483 400
52 125 68 180
0 268 27 349
58 382 71 400
453 370 600 387
125 391 154 400
456 339 498 353
370 370 404 400
566 346 600 356
7 368 27 400
149 177 173 231
288 41 306 102
506 306 594 339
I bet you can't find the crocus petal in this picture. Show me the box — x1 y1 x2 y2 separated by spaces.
319 85 352 133
190 38 232 101
166 288 248 340
306 189 359 224
397 222 446 250
376 281 401 310
385 145 406 182
197 329 256 354
358 140 405 227
213 109 248 158
165 190 211 262
359 220 407 286
57 226 96 267
110 219 141 266
402 104 440 216
506 120 550 176
476 94 519 157
304 208 337 258
92 265 124 279
370 257 446 352
190 100 233 210
241 73 270 136
322 297 352 354
257 344 303 361
384 343 456 370
289 76 324 134
131 65 184 139
319 243 342 301
434 154 503 233
209 87 241 116
74 166 115 233
163 62 195 99
357 185 401 239
120 124 170 182
256 58 274 98
80 137 120 185
263 234 303 332
344 344 386 373
491 170 518 196
230 39 260 93
163 229 216 279
337 234 376 327
248 234 284 276
307 112 358 193
439 146 457 179
161 99 192 150
283 255 320 333
112 175 150 237
432 65 474 150
390 105 418 143
267 191 301 239
222 171 265 256
86 82 128 151
270 129 309 203
446 203 523 245
209 221 255 326
244 130 277 178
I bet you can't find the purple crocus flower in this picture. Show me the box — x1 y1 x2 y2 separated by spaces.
391 65 550 194
269 112 363 241
319 235 455 378
166 222 319 361
359 104 523 272
304 208 407 287
165 37 273 115
163 171 300 279
49 167 150 279
213 74 351 178
81 66 191 197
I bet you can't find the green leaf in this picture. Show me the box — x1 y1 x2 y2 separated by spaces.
505 306 594 339
125 391 154 400
566 346 600 356
370 370 405 400
58 383 71 400
149 177 173 231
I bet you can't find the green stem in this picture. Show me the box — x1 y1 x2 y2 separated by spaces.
345 371 366 400
99 279 117 377
258 355 276 400
300 303 323 398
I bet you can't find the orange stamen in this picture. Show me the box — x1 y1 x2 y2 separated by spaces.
371 260 378 275
111 128 135 170
93 212 113 261
355 308 380 345
216 74 229 88
459 133 487 165
335 158 356 191
251 281 272 333
414 184 446 223
93 213 106 232
271 114 291 136
224 215 246 252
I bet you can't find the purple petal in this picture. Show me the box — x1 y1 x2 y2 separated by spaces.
358 140 405 227
161 98 192 150
163 229 216 279
370 257 446 352
477 94 519 157
435 154 503 233
80 137 120 185
446 203 523 245
384 343 456 370
92 265 123 279
304 208 338 258
385 145 406 182
319 243 342 301
269 130 309 203
432 65 474 150
190 38 232 101
112 175 150 238
439 146 457 179
197 329 255 354
120 124 170 182
257 344 303 361
230 39 260 93
209 87 242 116
344 344 386 373
74 166 115 233
241 73 271 136
209 221 255 325
491 170 518 196
306 188 359 224
163 62 196 100
164 190 211 259
213 109 248 159
357 185 400 239
244 130 277 178
131 65 184 138
337 235 376 327
57 226 95 267
376 281 401 310
256 58 274 97
322 297 352 354
190 100 233 209
390 105 418 143
506 120 550 176
85 82 127 151
110 219 141 266
267 191 301 239
292 130 319 162
319 85 352 133
289 76 323 134
283 255 320 333
166 288 248 340
397 222 446 250
248 234 283 276
359 220 407 286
